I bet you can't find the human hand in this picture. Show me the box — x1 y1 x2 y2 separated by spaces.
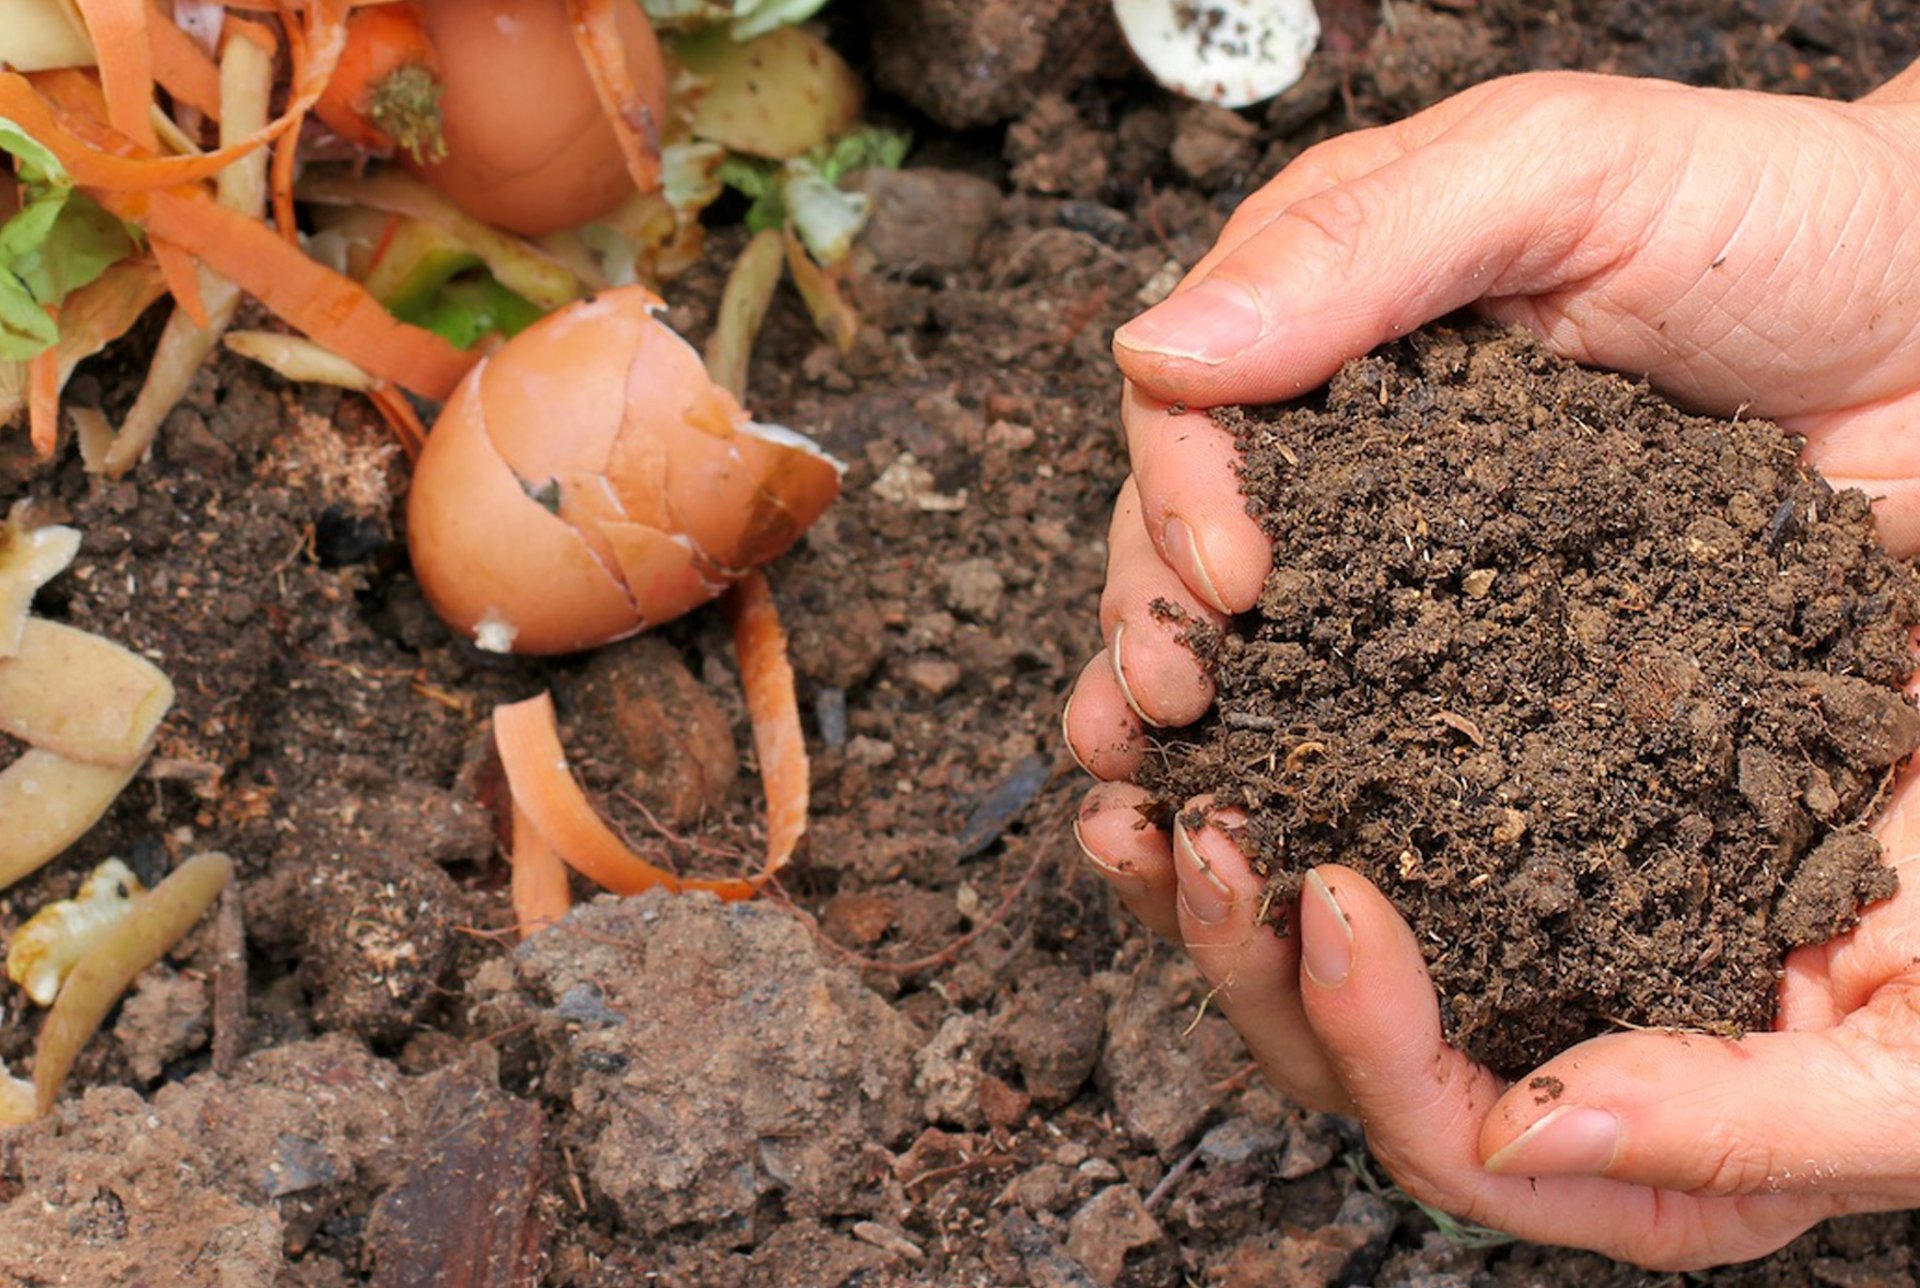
1064 67 1920 784
1065 63 1920 1268
1068 765 1920 1270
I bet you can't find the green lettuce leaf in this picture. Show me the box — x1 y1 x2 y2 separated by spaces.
0 118 142 360
392 273 543 351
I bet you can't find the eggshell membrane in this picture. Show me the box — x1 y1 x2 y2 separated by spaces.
408 0 669 236
407 367 640 654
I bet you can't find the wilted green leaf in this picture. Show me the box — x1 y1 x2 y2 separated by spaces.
0 274 59 359
393 273 543 350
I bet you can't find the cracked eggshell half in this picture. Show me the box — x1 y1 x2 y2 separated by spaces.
1113 0 1320 108
406 287 841 655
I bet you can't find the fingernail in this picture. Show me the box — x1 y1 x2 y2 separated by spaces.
1115 279 1266 364
1163 515 1230 614
1483 1106 1621 1178
1173 816 1233 924
1075 815 1149 900
1300 870 1352 988
1109 623 1162 728
1061 690 1093 776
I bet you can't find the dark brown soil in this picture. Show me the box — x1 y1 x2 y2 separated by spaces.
1140 325 1920 1074
5 3 1920 1285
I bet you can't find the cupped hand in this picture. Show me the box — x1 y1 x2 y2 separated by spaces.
1065 61 1920 1269
1065 65 1920 778
1072 766 1920 1271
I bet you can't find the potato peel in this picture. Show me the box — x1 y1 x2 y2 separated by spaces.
0 520 81 657
0 751 144 892
32 851 231 1117
0 618 174 765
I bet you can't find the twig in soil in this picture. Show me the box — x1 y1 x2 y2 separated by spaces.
772 812 1064 976
211 880 247 1075
1144 1139 1207 1211
901 1153 1019 1194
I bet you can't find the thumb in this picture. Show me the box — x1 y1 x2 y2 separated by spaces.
1112 81 1649 407
1480 1019 1920 1199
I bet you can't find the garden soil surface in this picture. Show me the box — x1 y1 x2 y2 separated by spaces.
3 3 1920 1286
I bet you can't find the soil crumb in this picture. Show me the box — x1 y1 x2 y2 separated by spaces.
1140 323 1920 1075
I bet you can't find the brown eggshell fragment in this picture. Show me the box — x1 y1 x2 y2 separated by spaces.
597 522 723 627
407 368 640 655
406 286 842 654
476 293 656 481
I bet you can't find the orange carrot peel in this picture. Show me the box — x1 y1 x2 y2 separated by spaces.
566 0 664 196
492 570 811 910
509 800 573 940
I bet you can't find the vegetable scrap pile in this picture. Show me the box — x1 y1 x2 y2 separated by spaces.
1 0 900 466
1138 325 1920 1075
0 505 228 1122
1 0 900 1083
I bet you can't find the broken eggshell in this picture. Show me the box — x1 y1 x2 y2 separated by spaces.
406 286 841 655
1113 0 1320 108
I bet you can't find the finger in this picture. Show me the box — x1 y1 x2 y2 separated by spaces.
1149 84 1494 314
1123 383 1272 614
1173 806 1350 1112
1074 781 1180 942
1479 1023 1920 1203
1099 478 1223 727
1170 117 1428 291
1294 864 1820 1266
1062 650 1147 780
1789 390 1920 559
1113 86 1627 407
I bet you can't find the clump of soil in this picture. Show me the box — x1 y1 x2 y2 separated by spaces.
1140 324 1920 1075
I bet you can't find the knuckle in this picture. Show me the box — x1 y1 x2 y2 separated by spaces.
1693 1130 1779 1197
1276 181 1376 274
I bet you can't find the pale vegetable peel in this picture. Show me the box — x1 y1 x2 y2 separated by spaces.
0 517 81 656
0 618 174 765
0 751 144 891
0 0 93 74
7 857 145 1005
1112 0 1321 108
677 25 861 161
32 851 232 1117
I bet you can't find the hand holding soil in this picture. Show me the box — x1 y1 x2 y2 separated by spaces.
1067 61 1920 1269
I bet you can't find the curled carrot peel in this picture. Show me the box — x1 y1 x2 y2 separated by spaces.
725 569 808 879
32 851 232 1117
147 0 222 117
28 343 60 459
123 184 474 399
367 383 426 460
566 0 664 197
509 801 573 940
75 0 159 149
0 0 346 195
494 691 755 900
